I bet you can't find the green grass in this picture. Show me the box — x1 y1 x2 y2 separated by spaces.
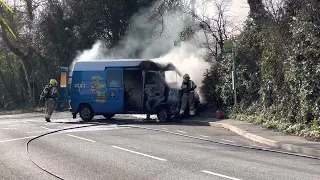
0 106 45 115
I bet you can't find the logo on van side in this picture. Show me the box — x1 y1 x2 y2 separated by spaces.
75 83 85 92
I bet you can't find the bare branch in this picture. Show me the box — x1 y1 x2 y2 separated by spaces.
0 26 25 58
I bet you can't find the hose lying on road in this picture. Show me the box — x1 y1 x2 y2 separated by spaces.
26 124 99 180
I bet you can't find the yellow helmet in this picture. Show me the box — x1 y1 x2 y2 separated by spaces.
49 79 58 86
183 74 190 79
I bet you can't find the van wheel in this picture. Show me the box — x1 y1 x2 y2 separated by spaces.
103 114 115 120
156 107 172 122
79 104 94 121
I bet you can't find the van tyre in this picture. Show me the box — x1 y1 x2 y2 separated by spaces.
156 107 172 122
79 104 94 121
103 114 115 120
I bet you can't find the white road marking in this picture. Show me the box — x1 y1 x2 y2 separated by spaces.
40 126 52 130
112 145 167 161
0 120 21 124
43 122 64 126
160 128 169 130
176 130 187 134
197 134 210 138
1 128 18 130
66 134 96 142
250 145 267 149
27 125 129 134
23 121 37 126
220 139 235 143
8 124 18 127
24 120 46 122
201 170 242 180
27 130 52 134
0 136 38 143
62 126 131 133
124 125 213 141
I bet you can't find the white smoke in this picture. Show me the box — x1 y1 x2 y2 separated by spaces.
74 40 106 61
70 0 213 102
69 40 106 73
153 41 209 101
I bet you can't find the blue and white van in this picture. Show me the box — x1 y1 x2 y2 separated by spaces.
55 59 200 122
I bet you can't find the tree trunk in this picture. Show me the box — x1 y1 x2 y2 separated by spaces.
0 26 34 103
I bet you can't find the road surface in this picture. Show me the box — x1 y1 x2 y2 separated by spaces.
0 112 319 180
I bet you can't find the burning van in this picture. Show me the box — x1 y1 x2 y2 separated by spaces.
55 59 200 122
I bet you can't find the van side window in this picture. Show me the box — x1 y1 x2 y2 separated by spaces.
107 70 122 87
145 72 157 85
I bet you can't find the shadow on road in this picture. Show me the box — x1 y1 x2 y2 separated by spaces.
52 116 214 127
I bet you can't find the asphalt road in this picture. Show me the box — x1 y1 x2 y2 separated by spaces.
0 112 319 180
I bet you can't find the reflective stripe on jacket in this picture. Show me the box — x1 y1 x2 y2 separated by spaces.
181 80 197 93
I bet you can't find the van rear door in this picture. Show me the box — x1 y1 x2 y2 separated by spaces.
55 67 69 112
103 68 124 113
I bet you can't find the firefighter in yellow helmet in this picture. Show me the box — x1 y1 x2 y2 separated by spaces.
39 79 59 122
179 74 197 116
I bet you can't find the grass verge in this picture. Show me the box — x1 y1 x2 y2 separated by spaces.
0 108 34 115
0 107 44 115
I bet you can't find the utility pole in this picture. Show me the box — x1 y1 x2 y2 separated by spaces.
223 39 237 105
231 40 237 105
32 69 35 107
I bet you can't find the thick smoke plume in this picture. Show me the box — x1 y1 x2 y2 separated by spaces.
70 0 211 102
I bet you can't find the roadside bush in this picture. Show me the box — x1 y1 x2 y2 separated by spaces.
201 0 320 141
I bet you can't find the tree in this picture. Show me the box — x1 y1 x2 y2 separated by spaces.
227 0 320 133
0 0 42 104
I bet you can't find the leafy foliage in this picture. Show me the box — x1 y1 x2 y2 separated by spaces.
1 0 319 141
202 0 320 139
0 0 158 109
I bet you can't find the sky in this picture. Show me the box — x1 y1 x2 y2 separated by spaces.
230 0 250 24
193 0 250 33
3 0 250 28
229 0 250 33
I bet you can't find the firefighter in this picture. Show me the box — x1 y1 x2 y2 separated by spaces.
179 74 197 116
40 79 59 122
